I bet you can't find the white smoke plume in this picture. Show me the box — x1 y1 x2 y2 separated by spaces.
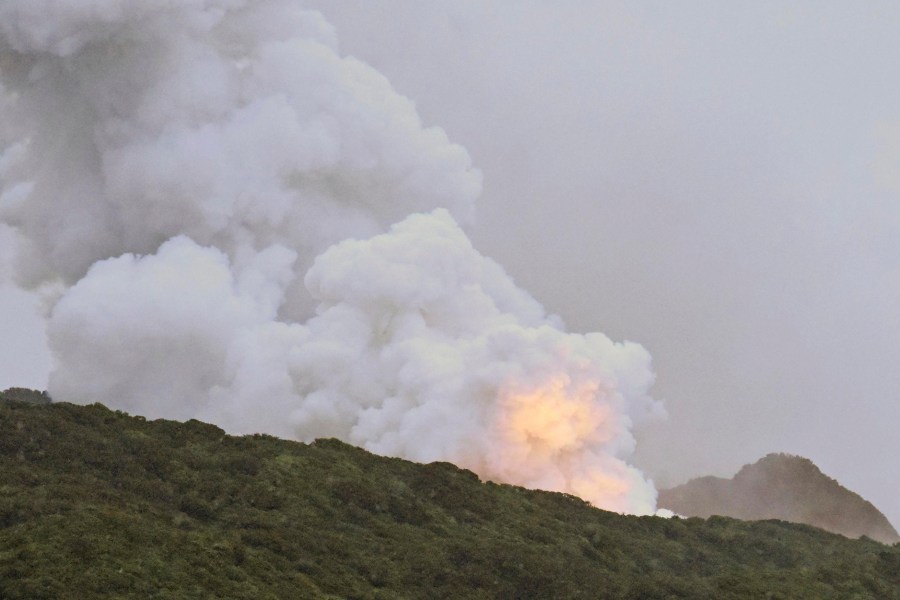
1 0 661 514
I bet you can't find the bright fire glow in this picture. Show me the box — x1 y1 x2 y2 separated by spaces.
505 375 607 450
470 374 653 514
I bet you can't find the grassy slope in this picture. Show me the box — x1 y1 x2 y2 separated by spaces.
1 395 898 599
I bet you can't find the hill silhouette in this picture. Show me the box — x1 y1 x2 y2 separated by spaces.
659 453 899 545
1 391 898 599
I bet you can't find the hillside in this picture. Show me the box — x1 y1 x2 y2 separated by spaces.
1 391 898 599
658 453 899 545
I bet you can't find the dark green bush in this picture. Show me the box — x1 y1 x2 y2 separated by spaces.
0 395 897 600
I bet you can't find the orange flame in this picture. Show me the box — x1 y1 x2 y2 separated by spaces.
478 374 651 514
501 375 614 454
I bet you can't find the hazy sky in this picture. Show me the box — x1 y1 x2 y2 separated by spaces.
304 0 900 528
2 1 899 528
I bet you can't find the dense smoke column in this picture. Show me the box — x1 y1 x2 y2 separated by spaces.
0 1 479 290
1 1 661 514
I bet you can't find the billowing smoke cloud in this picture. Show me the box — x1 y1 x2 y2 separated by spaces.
0 0 478 297
1 0 661 514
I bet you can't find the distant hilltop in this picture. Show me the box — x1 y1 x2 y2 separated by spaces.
0 388 51 405
658 453 899 545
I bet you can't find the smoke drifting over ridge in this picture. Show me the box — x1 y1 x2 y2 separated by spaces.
0 1 661 513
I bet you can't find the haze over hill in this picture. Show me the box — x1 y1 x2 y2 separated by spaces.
659 454 900 545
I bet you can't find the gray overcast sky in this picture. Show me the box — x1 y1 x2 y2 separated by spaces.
306 0 900 528
2 1 899 528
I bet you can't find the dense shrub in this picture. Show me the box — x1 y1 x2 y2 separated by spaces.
0 392 898 599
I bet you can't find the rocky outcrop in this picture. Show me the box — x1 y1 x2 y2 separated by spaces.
659 453 899 544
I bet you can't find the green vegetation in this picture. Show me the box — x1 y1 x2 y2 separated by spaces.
1 392 898 599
